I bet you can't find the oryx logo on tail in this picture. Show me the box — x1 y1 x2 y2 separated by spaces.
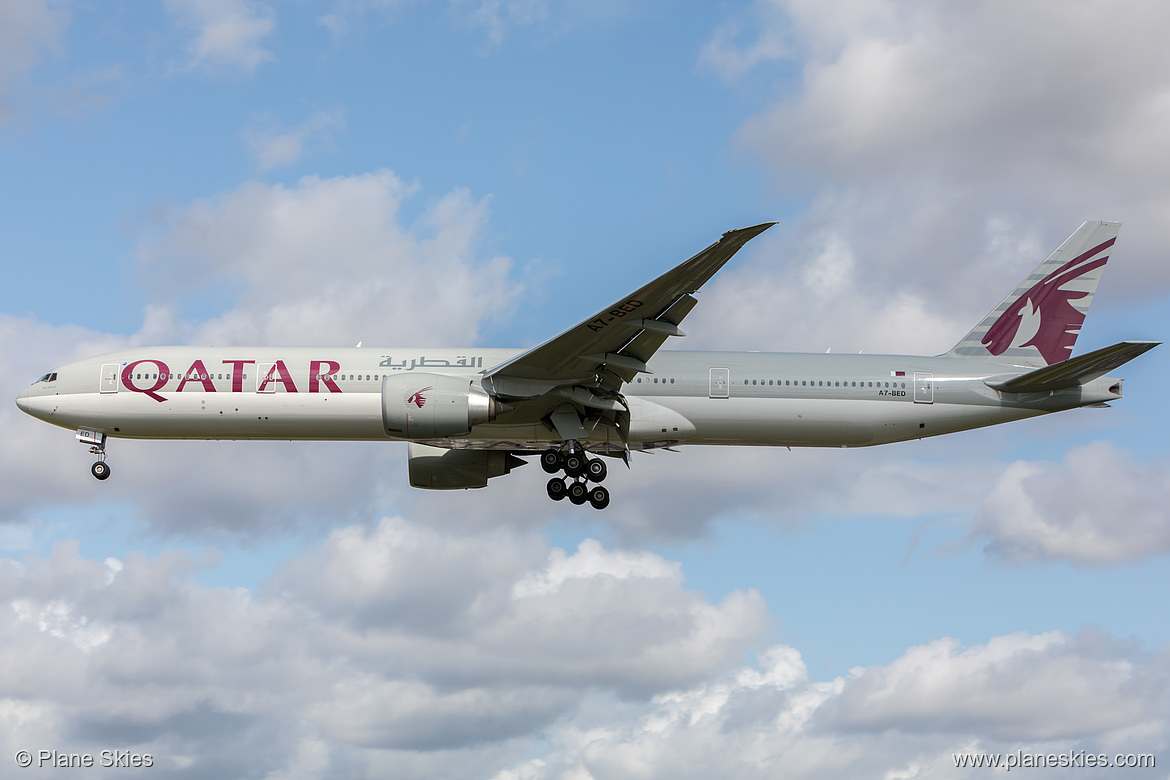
407 386 433 408
982 238 1114 365
945 221 1120 367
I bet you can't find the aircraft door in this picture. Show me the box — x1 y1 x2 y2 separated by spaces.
913 372 934 404
709 367 729 398
100 363 120 393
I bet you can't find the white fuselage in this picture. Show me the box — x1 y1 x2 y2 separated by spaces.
15 346 1121 453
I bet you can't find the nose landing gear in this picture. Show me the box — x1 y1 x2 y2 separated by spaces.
77 429 111 481
542 441 611 509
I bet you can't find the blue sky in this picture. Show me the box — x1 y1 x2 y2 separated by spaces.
2 2 1169 778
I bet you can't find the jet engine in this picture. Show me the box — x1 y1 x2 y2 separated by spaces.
408 443 527 489
382 373 508 439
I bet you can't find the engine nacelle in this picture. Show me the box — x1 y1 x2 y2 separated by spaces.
408 443 526 489
382 373 504 439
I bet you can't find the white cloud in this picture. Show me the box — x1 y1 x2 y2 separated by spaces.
818 631 1158 741
319 0 620 47
973 441 1170 566
509 630 1168 780
697 0 1170 354
699 0 791 80
449 0 551 46
245 107 346 171
136 170 519 349
686 221 971 357
165 0 276 75
0 0 67 125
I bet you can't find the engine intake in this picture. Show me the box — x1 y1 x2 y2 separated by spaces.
382 373 507 439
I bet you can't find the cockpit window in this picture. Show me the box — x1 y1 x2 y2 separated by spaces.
37 373 58 383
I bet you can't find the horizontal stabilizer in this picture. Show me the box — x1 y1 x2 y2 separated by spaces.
987 340 1160 393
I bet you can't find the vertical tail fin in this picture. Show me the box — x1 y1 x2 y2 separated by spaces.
946 221 1120 367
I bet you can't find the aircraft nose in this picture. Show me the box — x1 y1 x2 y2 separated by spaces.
15 385 31 412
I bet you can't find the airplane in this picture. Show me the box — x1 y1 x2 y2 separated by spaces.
16 220 1158 510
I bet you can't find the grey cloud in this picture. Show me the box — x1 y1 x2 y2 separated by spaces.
2 525 1167 779
973 441 1170 565
273 522 768 695
0 521 768 776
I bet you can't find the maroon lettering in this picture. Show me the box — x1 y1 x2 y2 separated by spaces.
121 360 170 403
309 360 342 393
223 360 256 393
177 359 216 393
258 360 298 393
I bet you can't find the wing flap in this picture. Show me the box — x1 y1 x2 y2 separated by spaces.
987 340 1159 393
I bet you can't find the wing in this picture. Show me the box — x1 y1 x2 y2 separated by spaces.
480 222 775 448
483 222 775 399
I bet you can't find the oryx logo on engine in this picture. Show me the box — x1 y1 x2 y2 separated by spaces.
407 387 433 408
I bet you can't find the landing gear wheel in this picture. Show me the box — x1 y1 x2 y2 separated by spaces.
91 461 111 481
568 480 589 505
564 452 586 478
546 477 567 501
585 457 607 482
588 485 610 510
540 449 563 474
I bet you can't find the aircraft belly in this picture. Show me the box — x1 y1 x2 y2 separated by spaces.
649 396 1038 447
49 392 387 440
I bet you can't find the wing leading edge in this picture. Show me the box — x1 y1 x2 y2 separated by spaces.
483 222 775 399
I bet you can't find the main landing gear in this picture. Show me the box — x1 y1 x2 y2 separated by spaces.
542 443 610 510
76 429 111 481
